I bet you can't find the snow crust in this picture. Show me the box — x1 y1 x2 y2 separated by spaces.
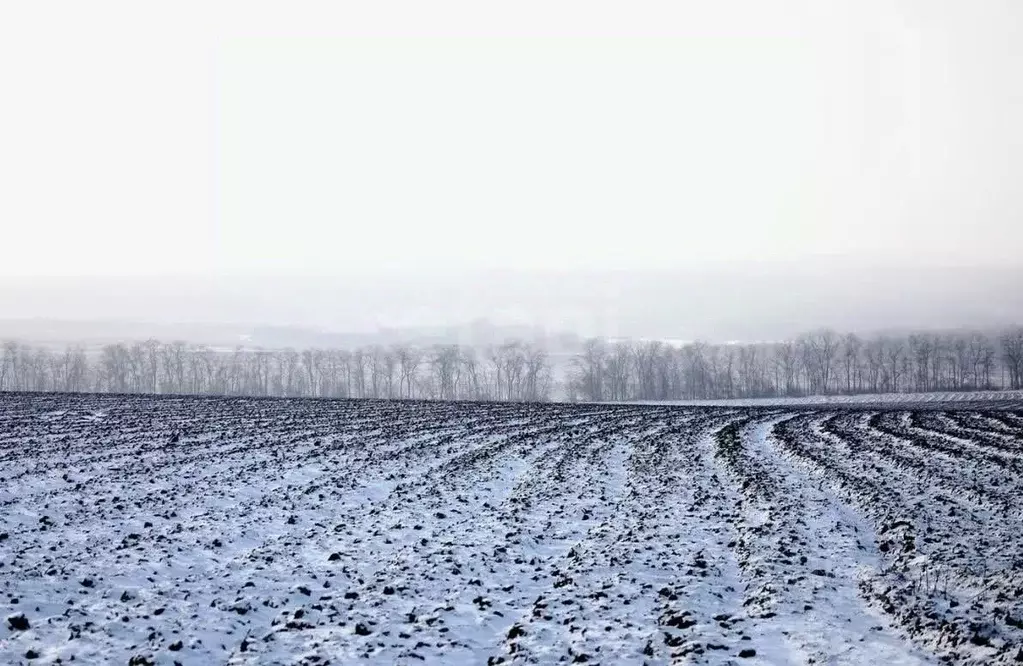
2 394 1021 664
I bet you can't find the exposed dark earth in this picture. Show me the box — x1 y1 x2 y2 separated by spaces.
2 394 1022 665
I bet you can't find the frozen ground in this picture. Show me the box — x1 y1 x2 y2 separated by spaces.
1 394 1022 665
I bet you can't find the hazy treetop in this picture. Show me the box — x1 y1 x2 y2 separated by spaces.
1 1 1020 338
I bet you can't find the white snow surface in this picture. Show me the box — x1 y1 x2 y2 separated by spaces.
1 394 1022 665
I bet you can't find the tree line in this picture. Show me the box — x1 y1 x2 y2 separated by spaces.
0 339 553 402
2 327 1022 403
566 327 1023 402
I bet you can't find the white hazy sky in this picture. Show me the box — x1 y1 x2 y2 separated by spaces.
1 0 1021 278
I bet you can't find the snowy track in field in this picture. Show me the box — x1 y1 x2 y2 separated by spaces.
1 394 1021 664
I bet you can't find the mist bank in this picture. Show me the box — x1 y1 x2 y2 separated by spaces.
0 318 580 353
3 262 1021 341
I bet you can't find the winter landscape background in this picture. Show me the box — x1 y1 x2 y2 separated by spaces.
4 1 1023 664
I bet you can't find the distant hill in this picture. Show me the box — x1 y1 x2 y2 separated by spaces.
0 317 581 352
1 263 1020 345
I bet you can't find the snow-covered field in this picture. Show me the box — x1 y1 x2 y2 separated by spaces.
2 394 1022 665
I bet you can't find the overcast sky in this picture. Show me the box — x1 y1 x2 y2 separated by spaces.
1 1 1020 335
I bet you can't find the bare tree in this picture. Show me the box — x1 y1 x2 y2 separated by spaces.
571 339 607 402
0 341 16 391
431 345 461 401
605 342 632 401
396 346 422 399
302 348 321 398
884 337 906 392
523 343 551 401
1002 328 1023 390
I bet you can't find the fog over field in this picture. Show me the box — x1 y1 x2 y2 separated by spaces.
3 2 1023 342
2 2 1022 402
2 1 1023 400
3 262 1022 344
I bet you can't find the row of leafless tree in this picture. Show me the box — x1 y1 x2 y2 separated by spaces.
0 339 553 402
3 327 1022 403
566 328 1023 402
